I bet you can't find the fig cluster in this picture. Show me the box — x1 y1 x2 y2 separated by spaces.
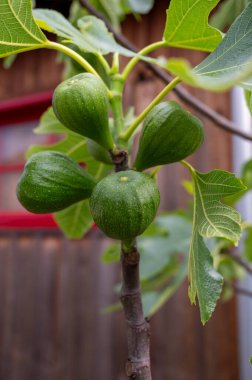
17 74 204 241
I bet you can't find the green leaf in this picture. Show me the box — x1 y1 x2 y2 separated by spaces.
189 230 223 323
101 243 121 264
164 0 222 52
143 261 188 317
3 54 17 69
225 158 252 205
194 170 245 244
189 169 246 323
62 48 111 84
54 162 109 239
26 134 93 238
77 15 134 56
34 107 70 135
97 0 124 31
35 149 110 238
166 4 252 91
139 213 192 280
123 0 154 14
243 226 252 262
101 212 192 274
210 0 247 30
242 159 252 189
69 0 88 26
101 243 120 263
29 108 110 168
0 0 47 58
244 89 252 116
101 212 191 317
53 200 93 239
33 9 134 56
27 134 88 162
34 8 93 50
217 255 245 281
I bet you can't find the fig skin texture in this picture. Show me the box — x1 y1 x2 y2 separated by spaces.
90 170 160 240
17 151 96 214
134 101 204 171
53 73 114 150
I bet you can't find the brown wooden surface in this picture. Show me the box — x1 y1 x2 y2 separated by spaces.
0 2 239 380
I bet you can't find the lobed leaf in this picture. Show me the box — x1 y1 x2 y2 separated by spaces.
53 200 93 239
139 213 192 280
189 169 246 323
27 134 87 162
101 243 121 264
194 170 245 244
0 0 47 58
166 4 252 91
122 0 154 14
101 213 192 316
188 230 223 323
164 0 222 52
143 261 188 317
33 9 134 56
210 0 248 30
34 107 70 135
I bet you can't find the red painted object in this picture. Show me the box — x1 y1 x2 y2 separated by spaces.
0 212 58 229
0 91 53 127
0 163 24 173
0 92 58 229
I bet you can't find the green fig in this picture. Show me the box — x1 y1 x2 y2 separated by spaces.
90 170 160 240
87 139 113 165
134 101 204 171
52 73 114 150
17 151 96 214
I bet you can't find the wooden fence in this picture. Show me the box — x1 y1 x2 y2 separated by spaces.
0 230 239 380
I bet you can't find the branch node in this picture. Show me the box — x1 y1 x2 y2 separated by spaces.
111 149 129 172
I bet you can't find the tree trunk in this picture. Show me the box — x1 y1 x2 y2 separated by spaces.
120 243 152 379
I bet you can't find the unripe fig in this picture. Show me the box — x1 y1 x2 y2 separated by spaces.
17 151 96 214
90 170 160 240
52 73 114 150
87 139 113 165
134 101 204 171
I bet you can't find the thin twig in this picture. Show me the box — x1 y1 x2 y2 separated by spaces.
228 251 252 277
225 280 252 298
233 284 252 298
80 0 252 142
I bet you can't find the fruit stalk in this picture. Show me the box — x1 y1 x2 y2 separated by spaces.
120 241 152 380
110 74 125 135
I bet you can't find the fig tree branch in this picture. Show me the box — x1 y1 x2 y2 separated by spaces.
110 150 151 378
228 250 252 277
121 242 152 379
80 0 252 142
232 283 252 298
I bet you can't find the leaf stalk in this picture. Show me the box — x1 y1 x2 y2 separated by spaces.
122 40 167 80
120 76 181 142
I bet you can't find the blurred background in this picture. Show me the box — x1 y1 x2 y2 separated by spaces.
0 0 251 379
